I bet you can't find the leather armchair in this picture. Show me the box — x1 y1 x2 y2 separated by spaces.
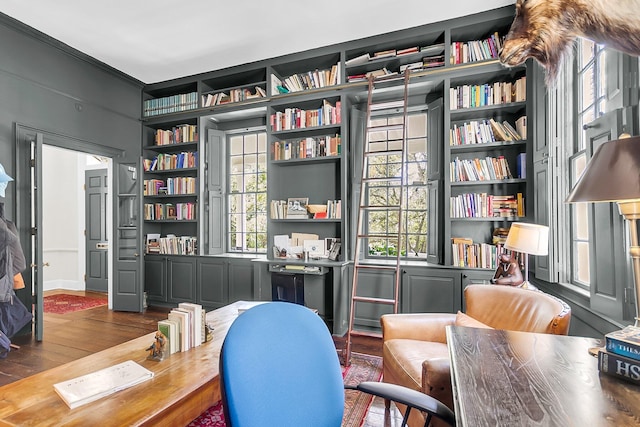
381 284 571 427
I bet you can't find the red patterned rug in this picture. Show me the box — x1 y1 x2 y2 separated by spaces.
43 294 107 314
186 352 383 427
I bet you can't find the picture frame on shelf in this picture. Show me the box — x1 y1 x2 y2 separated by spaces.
286 197 309 219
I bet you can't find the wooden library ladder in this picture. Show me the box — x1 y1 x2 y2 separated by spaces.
343 70 410 366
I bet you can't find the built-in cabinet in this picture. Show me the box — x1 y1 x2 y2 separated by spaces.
141 5 536 329
146 256 255 310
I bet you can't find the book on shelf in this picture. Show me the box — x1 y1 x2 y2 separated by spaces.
516 153 526 179
146 233 161 254
177 302 204 347
396 46 419 56
451 238 509 269
598 348 640 385
605 325 640 361
515 116 527 139
420 42 445 55
169 309 191 352
154 124 198 146
345 53 371 66
373 49 396 59
53 360 154 409
158 319 179 354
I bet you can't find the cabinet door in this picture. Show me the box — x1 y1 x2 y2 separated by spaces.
167 257 197 303
229 259 254 302
401 267 461 314
347 265 396 331
144 257 166 303
197 257 228 309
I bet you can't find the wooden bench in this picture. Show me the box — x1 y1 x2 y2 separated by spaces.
0 300 263 426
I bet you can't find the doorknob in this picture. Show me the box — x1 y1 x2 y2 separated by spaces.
30 262 50 268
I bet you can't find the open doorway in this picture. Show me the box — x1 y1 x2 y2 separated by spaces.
41 145 112 301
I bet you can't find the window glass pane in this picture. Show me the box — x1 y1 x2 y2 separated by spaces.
229 155 243 174
244 133 257 153
575 241 590 283
229 175 242 193
580 65 595 110
579 39 595 68
229 136 243 155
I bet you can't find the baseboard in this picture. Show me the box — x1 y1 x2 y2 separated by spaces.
43 279 85 292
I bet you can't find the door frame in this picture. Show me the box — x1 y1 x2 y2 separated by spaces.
14 124 133 340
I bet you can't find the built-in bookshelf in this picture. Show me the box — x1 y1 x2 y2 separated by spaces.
142 121 199 256
445 60 529 269
266 93 347 261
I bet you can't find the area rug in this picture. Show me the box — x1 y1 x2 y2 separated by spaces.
43 294 107 314
187 352 383 427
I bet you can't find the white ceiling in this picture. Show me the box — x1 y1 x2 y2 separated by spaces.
0 0 514 84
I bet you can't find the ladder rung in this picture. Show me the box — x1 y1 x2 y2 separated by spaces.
370 100 405 111
360 205 401 211
357 233 399 239
373 74 406 83
349 330 383 339
363 177 402 184
353 296 397 305
364 149 403 157
367 124 404 132
354 264 398 271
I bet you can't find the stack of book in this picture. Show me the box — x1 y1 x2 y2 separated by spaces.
158 302 207 355
598 325 640 385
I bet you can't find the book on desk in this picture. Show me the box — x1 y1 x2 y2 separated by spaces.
597 325 640 384
53 360 154 409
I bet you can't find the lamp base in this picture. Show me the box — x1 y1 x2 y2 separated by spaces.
517 281 538 291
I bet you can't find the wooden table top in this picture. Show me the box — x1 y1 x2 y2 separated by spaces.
0 300 263 427
447 325 640 427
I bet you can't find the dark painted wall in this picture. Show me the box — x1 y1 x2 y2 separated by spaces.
0 13 142 216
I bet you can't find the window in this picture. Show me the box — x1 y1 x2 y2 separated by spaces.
227 131 267 253
568 40 606 288
365 111 428 258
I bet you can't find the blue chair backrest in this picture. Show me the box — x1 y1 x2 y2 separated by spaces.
220 302 345 427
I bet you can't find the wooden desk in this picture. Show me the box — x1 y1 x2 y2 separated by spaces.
447 325 640 427
0 301 262 427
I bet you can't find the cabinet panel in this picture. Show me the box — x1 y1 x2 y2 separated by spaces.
347 266 396 330
144 257 166 303
197 257 227 309
167 257 197 303
402 268 461 314
228 259 255 303
461 270 494 311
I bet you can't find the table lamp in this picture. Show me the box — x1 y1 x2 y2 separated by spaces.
566 134 640 327
504 222 550 286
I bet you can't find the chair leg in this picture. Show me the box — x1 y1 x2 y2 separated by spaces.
384 398 391 410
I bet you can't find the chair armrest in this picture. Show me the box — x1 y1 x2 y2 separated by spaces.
346 381 455 426
381 313 457 343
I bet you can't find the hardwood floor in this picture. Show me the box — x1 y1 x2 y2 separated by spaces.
1 291 402 425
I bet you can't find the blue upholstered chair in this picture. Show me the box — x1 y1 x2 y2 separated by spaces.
220 302 454 427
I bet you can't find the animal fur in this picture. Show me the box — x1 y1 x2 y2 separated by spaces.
500 0 640 82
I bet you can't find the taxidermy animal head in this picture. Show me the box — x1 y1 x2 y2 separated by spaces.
500 0 640 83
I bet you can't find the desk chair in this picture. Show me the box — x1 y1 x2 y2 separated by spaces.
220 301 454 427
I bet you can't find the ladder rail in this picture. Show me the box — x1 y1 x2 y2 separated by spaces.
344 70 411 365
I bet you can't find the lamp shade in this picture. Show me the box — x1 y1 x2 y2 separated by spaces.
566 136 640 203
504 222 549 256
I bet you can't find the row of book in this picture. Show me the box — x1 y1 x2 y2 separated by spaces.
144 92 198 117
145 234 198 255
270 99 341 131
157 302 208 355
449 118 525 146
271 64 341 95
143 177 197 196
201 85 266 107
450 32 504 65
450 156 514 182
345 43 445 67
450 192 524 219
270 199 342 220
154 124 198 146
451 238 513 269
143 151 198 172
272 135 341 160
144 202 197 221
450 76 527 110
399 55 445 72
599 325 640 385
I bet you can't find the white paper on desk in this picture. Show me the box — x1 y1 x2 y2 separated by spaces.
53 360 154 409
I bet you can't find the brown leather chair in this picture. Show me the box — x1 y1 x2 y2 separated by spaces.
381 284 571 427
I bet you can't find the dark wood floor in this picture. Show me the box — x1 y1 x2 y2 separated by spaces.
0 291 383 388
